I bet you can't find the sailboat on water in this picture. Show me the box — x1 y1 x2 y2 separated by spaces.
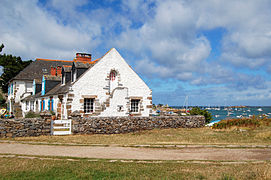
181 96 189 115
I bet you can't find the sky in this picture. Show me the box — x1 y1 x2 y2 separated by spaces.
1 0 271 106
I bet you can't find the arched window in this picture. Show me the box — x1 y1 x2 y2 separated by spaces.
110 71 117 81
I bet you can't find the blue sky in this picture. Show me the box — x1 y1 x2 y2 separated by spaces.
1 0 271 106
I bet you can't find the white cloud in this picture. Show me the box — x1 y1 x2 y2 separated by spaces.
0 0 98 60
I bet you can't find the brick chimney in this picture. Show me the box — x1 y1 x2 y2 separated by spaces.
57 66 62 76
74 53 92 62
51 67 56 76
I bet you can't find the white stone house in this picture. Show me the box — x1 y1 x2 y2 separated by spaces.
14 48 152 118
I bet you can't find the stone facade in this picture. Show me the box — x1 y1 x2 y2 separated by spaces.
72 115 205 134
0 118 51 138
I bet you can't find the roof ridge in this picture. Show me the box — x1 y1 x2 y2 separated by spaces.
36 58 72 62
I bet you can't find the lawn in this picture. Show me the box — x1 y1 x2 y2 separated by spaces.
4 126 271 146
0 156 270 180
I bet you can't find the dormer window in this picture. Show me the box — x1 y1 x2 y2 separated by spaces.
110 71 116 81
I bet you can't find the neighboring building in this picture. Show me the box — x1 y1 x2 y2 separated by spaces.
8 48 152 118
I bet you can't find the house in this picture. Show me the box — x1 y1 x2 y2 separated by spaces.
7 48 152 118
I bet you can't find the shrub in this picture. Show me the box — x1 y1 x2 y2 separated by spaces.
25 111 40 118
189 107 213 124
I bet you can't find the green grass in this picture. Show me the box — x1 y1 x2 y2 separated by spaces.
0 157 271 180
4 126 271 146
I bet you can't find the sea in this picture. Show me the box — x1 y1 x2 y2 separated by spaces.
173 106 271 123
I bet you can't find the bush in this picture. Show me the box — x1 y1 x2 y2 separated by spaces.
189 107 213 124
25 111 40 118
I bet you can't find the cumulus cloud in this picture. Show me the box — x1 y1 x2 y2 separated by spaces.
2 0 271 105
111 0 271 92
0 0 97 60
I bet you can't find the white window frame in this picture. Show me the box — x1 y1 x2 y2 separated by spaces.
84 98 94 113
131 99 140 113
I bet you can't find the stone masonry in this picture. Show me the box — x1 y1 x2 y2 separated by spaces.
0 115 205 138
72 115 205 134
0 118 51 138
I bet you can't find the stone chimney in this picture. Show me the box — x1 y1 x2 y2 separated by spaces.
74 53 92 63
51 67 56 76
57 66 62 76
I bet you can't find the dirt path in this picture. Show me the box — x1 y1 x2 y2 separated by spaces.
0 142 270 161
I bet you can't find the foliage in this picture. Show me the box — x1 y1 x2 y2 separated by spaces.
0 44 32 93
189 107 213 123
213 115 271 129
25 111 40 118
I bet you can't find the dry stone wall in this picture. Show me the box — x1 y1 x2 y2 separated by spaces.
0 115 205 138
0 118 51 138
72 116 205 134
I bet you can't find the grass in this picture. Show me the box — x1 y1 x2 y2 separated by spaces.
0 156 271 179
2 125 271 146
213 116 271 129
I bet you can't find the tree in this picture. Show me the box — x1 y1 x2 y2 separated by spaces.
189 107 213 124
0 44 32 93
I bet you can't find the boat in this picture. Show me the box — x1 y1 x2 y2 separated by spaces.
206 120 221 127
227 111 233 116
257 108 263 112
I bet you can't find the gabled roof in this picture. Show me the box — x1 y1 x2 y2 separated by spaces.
12 59 73 81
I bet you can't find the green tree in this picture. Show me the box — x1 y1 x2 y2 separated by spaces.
0 44 32 93
189 107 213 124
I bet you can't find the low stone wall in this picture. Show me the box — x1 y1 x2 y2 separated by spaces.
72 116 205 134
0 118 51 138
0 115 205 138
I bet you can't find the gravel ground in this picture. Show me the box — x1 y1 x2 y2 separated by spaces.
0 142 271 161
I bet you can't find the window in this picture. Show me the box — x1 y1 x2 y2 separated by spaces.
84 98 94 113
30 101 34 111
26 101 29 111
131 99 140 113
48 97 54 111
110 71 116 81
40 99 45 111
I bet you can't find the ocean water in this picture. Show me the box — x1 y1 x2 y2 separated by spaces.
206 106 271 122
173 106 271 123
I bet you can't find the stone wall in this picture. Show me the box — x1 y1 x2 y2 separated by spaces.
0 118 51 138
0 115 205 138
72 115 205 134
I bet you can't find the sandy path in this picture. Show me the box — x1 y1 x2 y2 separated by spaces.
0 143 270 161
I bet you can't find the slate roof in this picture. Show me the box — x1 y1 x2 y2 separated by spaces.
12 59 73 81
73 62 95 69
45 81 71 96
21 92 41 101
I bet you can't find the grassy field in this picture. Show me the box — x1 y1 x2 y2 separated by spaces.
4 126 271 146
0 156 271 180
